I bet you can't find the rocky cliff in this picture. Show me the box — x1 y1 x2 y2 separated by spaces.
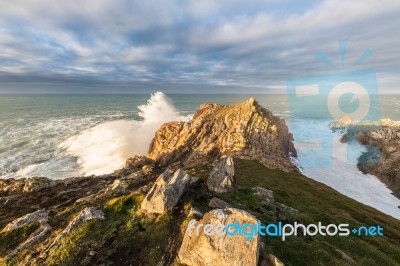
146 98 297 172
1 99 400 266
334 119 400 198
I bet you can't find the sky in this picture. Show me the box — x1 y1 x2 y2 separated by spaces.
0 0 399 94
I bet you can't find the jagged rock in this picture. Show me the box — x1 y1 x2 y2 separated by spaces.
23 177 56 192
1 178 27 194
105 179 130 195
47 207 104 250
142 164 153 174
339 119 400 198
207 156 235 193
74 193 99 204
8 223 52 258
1 209 49 232
252 187 274 204
141 169 193 213
178 208 260 266
1 209 52 258
125 171 145 181
0 176 56 194
126 155 154 169
147 98 298 172
208 197 232 209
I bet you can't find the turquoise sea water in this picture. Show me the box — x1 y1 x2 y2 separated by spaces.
0 93 399 179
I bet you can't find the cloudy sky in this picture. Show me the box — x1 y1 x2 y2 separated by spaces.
0 0 399 94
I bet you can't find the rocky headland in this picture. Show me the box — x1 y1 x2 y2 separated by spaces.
1 99 400 266
332 119 400 199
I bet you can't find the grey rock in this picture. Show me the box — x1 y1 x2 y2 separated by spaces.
275 202 299 216
2 209 49 233
47 207 104 250
252 186 274 204
105 179 130 195
23 177 56 193
141 169 192 214
8 223 52 258
207 156 235 193
208 197 232 209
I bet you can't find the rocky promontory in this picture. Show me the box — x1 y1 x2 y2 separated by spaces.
1 99 400 265
147 98 297 172
334 119 400 198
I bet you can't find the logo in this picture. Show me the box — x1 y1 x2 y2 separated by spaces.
286 40 381 168
187 219 384 241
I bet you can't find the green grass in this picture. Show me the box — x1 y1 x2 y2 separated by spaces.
3 159 400 265
36 191 185 266
0 223 39 256
231 159 400 266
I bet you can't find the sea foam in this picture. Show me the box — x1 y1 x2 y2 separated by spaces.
59 92 188 176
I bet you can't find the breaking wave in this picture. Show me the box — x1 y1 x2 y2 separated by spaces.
59 92 189 176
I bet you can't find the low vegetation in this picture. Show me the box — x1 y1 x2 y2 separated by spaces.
1 159 400 265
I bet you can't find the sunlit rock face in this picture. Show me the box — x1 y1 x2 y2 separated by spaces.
207 156 235 193
141 169 193 214
146 98 298 172
178 208 260 266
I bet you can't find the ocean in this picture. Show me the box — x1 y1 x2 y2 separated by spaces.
1 92 400 219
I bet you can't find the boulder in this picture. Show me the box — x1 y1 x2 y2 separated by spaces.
207 156 235 193
178 208 260 266
141 169 193 213
275 203 299 216
1 209 49 233
252 186 274 204
208 197 232 209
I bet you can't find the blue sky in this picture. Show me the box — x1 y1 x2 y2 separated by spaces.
0 0 399 94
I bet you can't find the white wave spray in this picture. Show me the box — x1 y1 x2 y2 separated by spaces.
293 119 400 219
59 92 188 176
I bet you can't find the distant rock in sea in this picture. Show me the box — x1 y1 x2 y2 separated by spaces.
335 119 400 199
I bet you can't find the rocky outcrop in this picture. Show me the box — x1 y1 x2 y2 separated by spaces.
141 169 194 213
207 156 235 193
337 119 400 198
1 209 49 233
1 209 52 258
104 179 131 196
0 177 55 194
47 207 104 250
252 187 274 204
178 208 260 266
208 197 232 209
145 98 297 172
126 155 154 169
